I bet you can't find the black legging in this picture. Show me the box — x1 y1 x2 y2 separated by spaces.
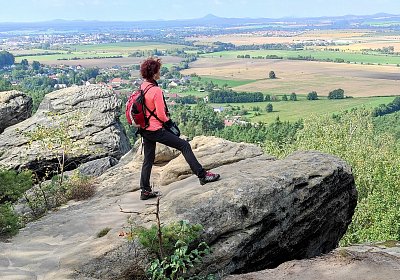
139 128 206 191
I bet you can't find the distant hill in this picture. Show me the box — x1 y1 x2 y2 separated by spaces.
0 13 400 33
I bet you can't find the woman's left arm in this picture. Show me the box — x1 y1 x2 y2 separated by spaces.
153 88 169 123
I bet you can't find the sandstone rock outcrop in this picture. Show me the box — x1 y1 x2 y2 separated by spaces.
0 85 130 175
157 150 357 275
0 90 32 133
0 137 357 279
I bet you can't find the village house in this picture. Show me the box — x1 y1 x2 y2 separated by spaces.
165 92 181 100
110 77 122 87
213 107 224 113
54 83 67 89
168 81 178 88
224 119 235 127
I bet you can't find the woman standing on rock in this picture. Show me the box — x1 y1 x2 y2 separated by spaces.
138 57 220 200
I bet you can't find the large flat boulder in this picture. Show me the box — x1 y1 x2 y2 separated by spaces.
0 85 130 174
157 151 357 275
0 90 32 133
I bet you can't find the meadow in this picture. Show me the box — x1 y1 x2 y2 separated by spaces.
195 76 258 87
217 96 395 123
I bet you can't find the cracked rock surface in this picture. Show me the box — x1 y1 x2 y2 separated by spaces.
0 90 32 134
0 85 130 174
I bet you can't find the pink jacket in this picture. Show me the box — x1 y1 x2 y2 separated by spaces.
141 81 169 131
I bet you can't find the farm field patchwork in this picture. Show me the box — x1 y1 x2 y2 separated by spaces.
181 57 400 97
188 29 400 51
12 42 190 65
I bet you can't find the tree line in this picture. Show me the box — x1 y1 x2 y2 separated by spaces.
169 102 304 146
372 96 400 117
208 89 264 103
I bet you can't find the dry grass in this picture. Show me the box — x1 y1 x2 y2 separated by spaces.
181 58 400 97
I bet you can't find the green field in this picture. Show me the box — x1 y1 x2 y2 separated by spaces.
14 51 122 62
201 50 400 65
212 96 395 123
196 77 259 87
168 77 259 97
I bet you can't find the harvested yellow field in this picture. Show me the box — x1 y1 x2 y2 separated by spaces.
334 41 400 52
181 58 400 97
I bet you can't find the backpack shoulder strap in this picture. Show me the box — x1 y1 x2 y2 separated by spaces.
141 83 155 94
141 83 165 124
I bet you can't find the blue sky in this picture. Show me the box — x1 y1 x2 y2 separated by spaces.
0 0 400 22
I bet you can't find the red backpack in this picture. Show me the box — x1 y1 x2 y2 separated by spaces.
125 84 155 128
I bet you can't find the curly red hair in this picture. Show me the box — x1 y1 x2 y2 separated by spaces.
140 57 162 80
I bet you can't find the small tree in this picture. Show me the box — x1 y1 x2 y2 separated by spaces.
266 103 273 112
21 112 97 215
307 91 318 100
290 92 297 101
32 61 41 71
328 88 345 99
281 94 288 101
24 112 94 188
269 71 276 79
264 94 271 101
20 59 29 69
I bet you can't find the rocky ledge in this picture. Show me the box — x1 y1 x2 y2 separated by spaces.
0 136 357 279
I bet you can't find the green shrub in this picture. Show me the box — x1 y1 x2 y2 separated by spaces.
265 108 400 245
0 169 33 203
0 169 32 237
65 172 96 201
129 220 213 280
148 241 213 280
133 220 203 258
0 203 20 237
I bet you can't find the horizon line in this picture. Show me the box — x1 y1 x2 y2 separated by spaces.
0 12 398 24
